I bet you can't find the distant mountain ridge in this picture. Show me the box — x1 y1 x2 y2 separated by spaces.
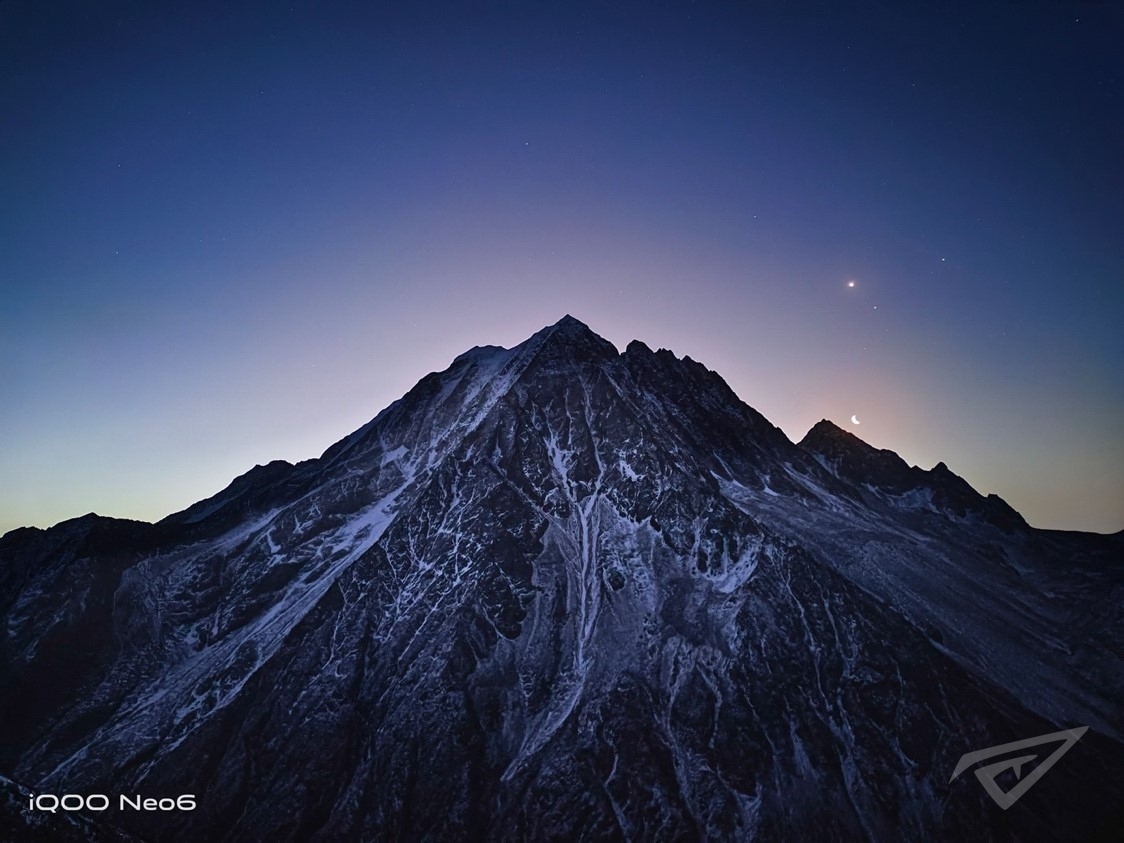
2 316 1121 841
799 419 1028 531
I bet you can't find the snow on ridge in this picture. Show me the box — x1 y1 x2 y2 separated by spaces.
40 484 408 788
452 344 510 367
380 445 409 466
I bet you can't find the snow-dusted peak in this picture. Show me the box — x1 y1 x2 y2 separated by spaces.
451 344 510 367
1 318 1117 842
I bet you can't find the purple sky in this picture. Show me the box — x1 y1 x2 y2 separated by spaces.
2 1 1122 534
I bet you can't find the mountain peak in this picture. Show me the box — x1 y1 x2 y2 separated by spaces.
540 314 609 345
806 417 850 437
800 419 874 454
531 314 598 340
552 313 587 330
624 339 653 355
799 421 1026 530
801 419 924 494
524 314 618 366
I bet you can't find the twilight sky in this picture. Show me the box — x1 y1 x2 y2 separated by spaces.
2 0 1122 534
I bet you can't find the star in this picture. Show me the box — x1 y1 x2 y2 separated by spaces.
847 280 855 288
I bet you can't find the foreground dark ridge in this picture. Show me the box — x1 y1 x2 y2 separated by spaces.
2 315 1122 842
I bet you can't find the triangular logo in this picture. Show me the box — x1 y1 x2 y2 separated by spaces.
949 726 1087 809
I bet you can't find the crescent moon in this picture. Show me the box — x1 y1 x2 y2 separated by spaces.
851 415 861 425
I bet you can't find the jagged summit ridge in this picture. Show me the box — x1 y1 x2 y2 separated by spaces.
547 312 596 335
799 417 1026 530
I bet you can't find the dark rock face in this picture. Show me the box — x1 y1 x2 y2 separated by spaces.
2 316 1121 841
799 420 1027 529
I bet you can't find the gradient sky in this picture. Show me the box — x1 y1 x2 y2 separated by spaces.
3 0 1122 534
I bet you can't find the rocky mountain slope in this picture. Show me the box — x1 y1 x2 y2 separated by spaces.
2 316 1121 841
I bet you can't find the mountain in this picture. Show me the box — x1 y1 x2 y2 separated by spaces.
2 316 1121 842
